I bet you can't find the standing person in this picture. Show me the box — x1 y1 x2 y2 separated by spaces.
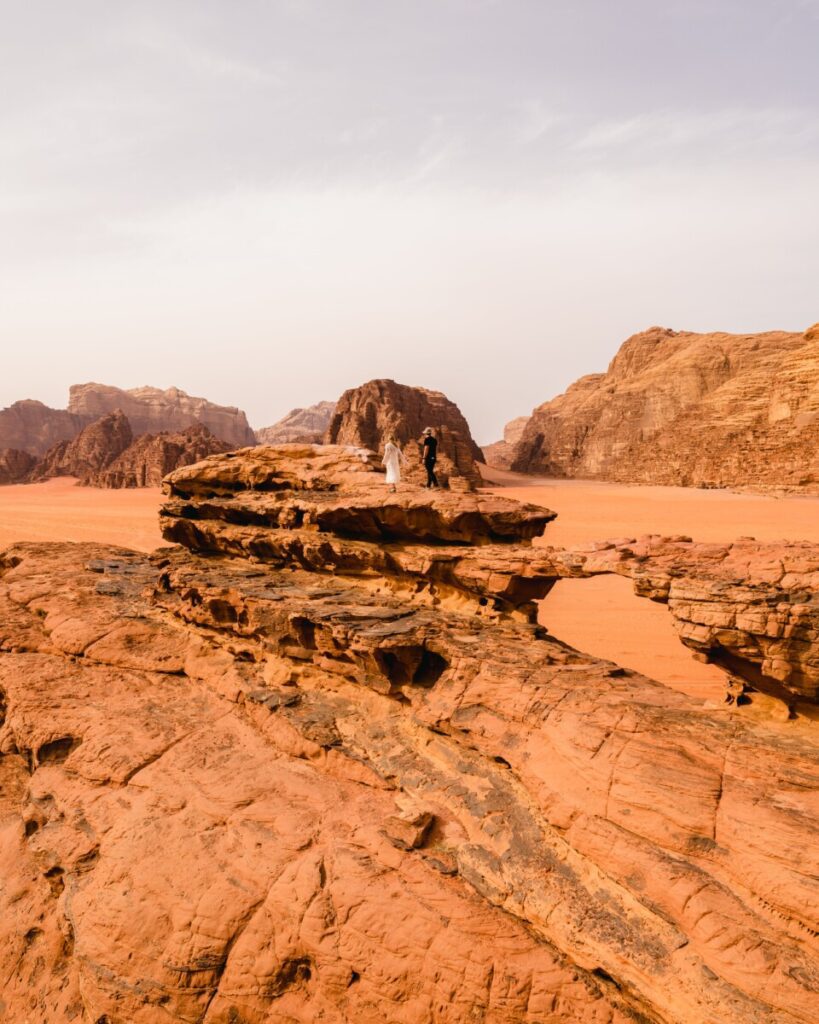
421 427 439 488
382 436 406 492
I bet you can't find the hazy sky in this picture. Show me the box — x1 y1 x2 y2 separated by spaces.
2 0 818 442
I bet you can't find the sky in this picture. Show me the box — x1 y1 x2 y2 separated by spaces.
2 1 818 443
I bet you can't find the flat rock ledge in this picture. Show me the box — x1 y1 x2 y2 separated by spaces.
0 445 815 1024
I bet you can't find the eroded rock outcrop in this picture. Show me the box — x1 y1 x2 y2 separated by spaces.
68 383 256 447
0 446 817 1023
0 448 37 484
31 410 134 482
511 324 819 491
482 416 529 470
326 379 483 489
256 401 336 445
89 424 231 488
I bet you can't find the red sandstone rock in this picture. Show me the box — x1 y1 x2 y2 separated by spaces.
89 424 231 488
511 323 819 491
0 399 83 457
0 446 817 1023
0 447 37 484
68 383 256 447
31 410 133 482
256 401 336 444
482 416 529 470
325 379 483 488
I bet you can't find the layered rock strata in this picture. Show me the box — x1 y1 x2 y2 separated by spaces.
31 410 134 482
68 383 256 447
511 324 819 491
256 401 336 444
0 446 816 1023
89 423 231 488
325 379 483 489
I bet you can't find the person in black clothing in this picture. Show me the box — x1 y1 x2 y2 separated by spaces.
421 427 439 488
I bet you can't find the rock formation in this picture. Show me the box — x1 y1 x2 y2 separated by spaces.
482 416 528 469
29 414 231 488
1 443 816 1022
1 384 256 458
256 401 336 444
0 399 83 457
510 323 819 491
325 379 483 489
0 448 37 485
68 383 256 447
31 411 134 482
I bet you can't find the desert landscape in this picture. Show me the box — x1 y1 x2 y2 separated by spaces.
3 2 818 1020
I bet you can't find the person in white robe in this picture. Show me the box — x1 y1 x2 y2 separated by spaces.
382 437 406 492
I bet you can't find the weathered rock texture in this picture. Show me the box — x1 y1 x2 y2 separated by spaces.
482 416 529 470
0 448 37 484
256 401 336 445
326 379 483 489
30 414 230 488
1 384 255 459
68 383 256 447
90 424 232 488
511 324 819 491
0 399 83 457
31 410 134 483
0 446 817 1023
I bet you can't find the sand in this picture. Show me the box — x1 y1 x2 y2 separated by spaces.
485 472 819 700
0 478 164 552
3 472 819 702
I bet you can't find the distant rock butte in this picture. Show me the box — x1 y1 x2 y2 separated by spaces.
502 323 819 491
68 383 256 448
255 400 336 445
325 379 483 489
30 412 230 488
0 444 816 1023
481 415 528 469
0 399 83 457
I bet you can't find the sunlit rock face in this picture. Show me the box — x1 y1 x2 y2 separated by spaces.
511 323 819 492
325 378 484 489
0 444 816 1024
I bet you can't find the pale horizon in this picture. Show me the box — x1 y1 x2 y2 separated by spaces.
3 0 818 443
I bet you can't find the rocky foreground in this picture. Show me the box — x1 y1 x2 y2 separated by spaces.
0 445 817 1023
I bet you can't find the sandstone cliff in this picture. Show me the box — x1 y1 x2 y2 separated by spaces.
0 448 36 484
325 379 482 489
256 401 336 444
482 415 528 469
68 383 256 447
31 410 133 482
511 323 819 490
89 424 231 488
0 399 83 457
30 414 231 488
0 444 816 1022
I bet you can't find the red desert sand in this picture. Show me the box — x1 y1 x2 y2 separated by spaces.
3 472 819 702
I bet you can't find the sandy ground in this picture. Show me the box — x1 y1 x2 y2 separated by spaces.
484 470 819 701
3 472 819 702
0 478 163 552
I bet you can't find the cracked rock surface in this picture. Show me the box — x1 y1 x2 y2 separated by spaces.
0 445 816 1023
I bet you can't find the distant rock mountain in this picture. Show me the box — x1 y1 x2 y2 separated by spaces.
0 383 256 459
481 416 528 470
32 411 134 482
508 323 819 491
324 379 482 489
255 401 336 445
0 400 83 457
90 424 231 488
68 384 256 447
0 448 37 485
